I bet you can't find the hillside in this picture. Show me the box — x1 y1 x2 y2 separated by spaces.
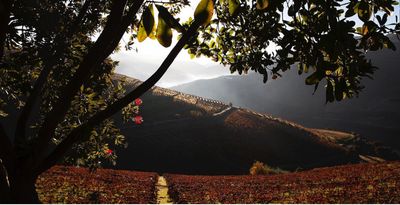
165 161 400 203
172 38 400 151
36 162 400 203
36 166 157 203
109 74 398 175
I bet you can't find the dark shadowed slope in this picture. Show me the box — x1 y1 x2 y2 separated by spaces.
109 74 397 175
172 38 400 151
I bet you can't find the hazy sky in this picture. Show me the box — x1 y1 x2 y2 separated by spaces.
112 0 233 88
113 0 400 87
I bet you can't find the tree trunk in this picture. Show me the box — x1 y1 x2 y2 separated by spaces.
8 173 40 203
1 162 41 204
0 160 11 203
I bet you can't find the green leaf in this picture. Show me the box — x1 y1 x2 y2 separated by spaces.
194 0 214 26
230 65 236 73
263 73 268 83
326 80 335 103
256 0 269 10
229 0 239 16
156 5 185 33
361 24 368 35
297 63 303 75
312 83 319 95
334 79 344 101
382 13 388 24
305 71 323 85
156 14 173 47
383 37 396 50
303 64 309 73
137 19 147 42
360 21 378 35
377 14 383 23
357 1 372 22
288 2 300 16
143 4 156 39
345 1 356 17
345 9 355 17
0 110 8 117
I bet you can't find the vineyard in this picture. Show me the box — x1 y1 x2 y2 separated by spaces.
36 166 157 203
33 162 400 203
165 162 400 203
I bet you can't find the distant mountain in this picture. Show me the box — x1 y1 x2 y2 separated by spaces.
109 74 398 175
172 38 400 151
114 53 230 87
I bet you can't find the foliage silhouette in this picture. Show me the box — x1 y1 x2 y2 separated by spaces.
0 0 399 202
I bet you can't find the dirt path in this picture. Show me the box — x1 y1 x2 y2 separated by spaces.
156 176 173 204
213 106 232 116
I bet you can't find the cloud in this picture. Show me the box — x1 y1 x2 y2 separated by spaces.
113 50 231 87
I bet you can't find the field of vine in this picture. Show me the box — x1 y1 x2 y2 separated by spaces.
36 166 157 203
166 162 400 203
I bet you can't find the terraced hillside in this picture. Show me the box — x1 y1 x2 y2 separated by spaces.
172 37 400 151
110 74 398 175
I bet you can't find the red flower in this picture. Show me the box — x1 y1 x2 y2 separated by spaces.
105 149 113 155
134 98 143 106
134 116 143 125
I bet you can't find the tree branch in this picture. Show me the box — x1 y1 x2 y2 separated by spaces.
33 0 141 163
14 0 94 145
0 0 12 60
36 20 202 174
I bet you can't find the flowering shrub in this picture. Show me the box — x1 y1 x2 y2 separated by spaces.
133 115 143 125
122 98 143 124
69 98 144 169
134 98 143 106
105 149 113 155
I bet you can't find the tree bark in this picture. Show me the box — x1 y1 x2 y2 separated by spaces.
0 123 14 171
1 159 40 203
0 159 11 203
9 173 40 203
1 118 38 204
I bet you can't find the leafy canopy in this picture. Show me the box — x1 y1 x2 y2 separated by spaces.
0 0 181 169
137 0 399 103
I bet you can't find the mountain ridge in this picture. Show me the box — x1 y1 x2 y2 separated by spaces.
110 74 398 175
172 42 400 152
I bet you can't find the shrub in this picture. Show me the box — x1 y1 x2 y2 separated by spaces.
249 161 286 175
